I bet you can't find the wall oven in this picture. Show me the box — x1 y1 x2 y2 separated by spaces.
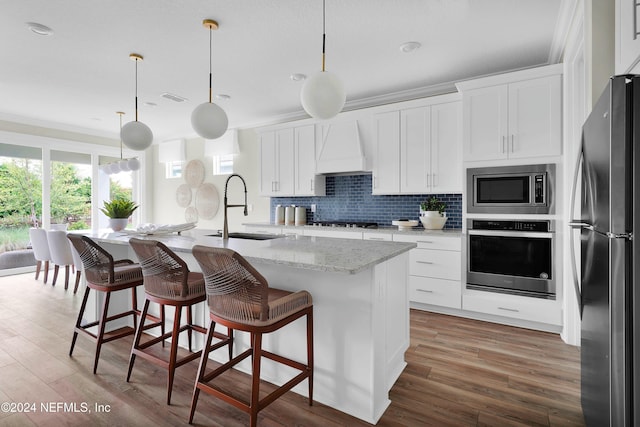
467 163 555 214
467 219 555 299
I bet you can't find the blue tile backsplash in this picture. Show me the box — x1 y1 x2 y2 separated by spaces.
270 174 462 229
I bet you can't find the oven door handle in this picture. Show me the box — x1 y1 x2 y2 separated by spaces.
467 229 553 239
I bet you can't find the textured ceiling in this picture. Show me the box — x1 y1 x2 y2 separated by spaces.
0 0 568 142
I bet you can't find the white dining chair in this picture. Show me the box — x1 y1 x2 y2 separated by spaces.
29 228 52 283
69 238 84 294
47 230 74 289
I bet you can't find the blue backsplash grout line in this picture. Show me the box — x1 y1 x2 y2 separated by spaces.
270 175 462 229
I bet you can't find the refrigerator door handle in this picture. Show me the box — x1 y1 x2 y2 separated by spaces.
569 148 584 318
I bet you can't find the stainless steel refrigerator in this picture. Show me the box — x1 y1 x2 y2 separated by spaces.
570 75 639 426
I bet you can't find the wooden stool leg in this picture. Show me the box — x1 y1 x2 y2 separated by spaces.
250 333 263 427
307 309 314 405
70 286 91 356
161 304 166 348
228 327 234 360
43 261 49 283
167 305 183 405
187 305 193 352
127 299 151 382
52 265 59 286
35 260 42 280
189 324 216 424
64 265 70 290
93 291 111 374
73 271 81 294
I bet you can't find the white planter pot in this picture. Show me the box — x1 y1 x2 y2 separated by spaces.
419 211 447 230
108 218 129 232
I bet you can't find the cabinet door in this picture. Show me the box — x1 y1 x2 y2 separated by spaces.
430 101 462 193
462 85 509 161
616 0 640 74
275 129 295 195
400 106 431 193
372 111 400 194
507 75 561 159
294 125 324 195
259 131 277 196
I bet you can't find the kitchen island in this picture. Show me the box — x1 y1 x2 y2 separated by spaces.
79 230 415 424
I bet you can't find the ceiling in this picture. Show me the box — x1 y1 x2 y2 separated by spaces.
0 0 571 143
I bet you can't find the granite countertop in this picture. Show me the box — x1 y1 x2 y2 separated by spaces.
81 229 416 275
244 222 463 237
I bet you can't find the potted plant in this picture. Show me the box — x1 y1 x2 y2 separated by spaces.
100 198 139 231
419 197 448 230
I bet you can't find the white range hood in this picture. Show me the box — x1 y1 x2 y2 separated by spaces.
316 120 366 174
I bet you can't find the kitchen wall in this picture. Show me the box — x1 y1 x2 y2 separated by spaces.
150 129 271 231
271 174 462 229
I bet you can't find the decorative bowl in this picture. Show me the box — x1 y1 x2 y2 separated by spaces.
392 220 419 231
419 213 447 230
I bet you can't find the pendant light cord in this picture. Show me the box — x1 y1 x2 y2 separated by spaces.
134 58 139 122
209 24 213 103
322 0 326 72
119 112 123 159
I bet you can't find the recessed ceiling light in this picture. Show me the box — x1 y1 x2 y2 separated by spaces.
143 101 158 107
161 92 187 102
290 73 306 82
26 22 53 36
399 41 421 54
215 94 231 101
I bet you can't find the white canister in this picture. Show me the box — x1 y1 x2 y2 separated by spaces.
275 205 285 225
285 205 295 225
295 207 307 226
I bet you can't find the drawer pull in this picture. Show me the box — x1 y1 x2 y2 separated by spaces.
417 240 434 244
417 289 434 293
416 261 434 265
498 307 519 313
368 237 386 241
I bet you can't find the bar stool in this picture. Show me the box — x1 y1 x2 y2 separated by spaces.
47 230 74 289
127 238 233 405
190 245 313 427
67 234 156 374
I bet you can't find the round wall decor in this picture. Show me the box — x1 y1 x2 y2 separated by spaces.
195 183 220 220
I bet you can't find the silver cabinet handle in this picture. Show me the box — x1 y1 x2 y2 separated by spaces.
417 289 434 293
417 240 434 244
310 178 314 192
510 135 515 153
432 173 438 187
498 306 519 313
502 136 506 153
416 261 434 265
368 237 385 241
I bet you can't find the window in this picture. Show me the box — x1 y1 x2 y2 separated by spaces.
213 154 234 175
166 160 183 179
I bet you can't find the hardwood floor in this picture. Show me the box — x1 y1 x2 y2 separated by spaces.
0 273 584 426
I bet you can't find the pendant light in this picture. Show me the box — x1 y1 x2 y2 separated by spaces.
300 0 345 120
101 112 140 174
191 19 228 140
121 53 153 151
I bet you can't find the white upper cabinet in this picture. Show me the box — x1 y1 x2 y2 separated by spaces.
373 96 462 195
457 65 562 162
259 129 294 196
372 111 401 194
294 125 325 196
259 125 325 197
616 0 640 74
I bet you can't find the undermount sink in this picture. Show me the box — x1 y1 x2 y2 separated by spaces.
207 232 282 240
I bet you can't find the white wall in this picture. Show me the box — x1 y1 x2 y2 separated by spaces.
585 0 614 106
150 129 271 231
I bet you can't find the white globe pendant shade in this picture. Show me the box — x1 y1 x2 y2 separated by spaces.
108 162 121 174
191 102 228 139
300 71 346 120
100 164 111 174
118 159 131 171
121 120 153 151
127 158 140 171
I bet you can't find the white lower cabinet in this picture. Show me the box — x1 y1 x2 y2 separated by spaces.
463 290 562 326
393 234 462 309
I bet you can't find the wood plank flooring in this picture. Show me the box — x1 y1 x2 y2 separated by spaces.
0 273 584 426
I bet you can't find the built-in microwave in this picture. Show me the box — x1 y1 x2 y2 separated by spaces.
466 164 555 214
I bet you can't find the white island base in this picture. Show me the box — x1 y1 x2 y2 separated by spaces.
90 235 411 424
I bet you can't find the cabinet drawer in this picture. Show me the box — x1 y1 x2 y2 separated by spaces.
462 291 561 326
410 249 461 280
410 276 461 309
363 232 392 241
393 233 461 251
303 229 363 239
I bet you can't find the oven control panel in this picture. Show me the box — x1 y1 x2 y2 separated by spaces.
468 220 552 232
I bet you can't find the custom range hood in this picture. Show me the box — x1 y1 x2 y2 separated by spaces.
316 120 366 174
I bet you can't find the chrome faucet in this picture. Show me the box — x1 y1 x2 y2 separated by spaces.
223 173 248 239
